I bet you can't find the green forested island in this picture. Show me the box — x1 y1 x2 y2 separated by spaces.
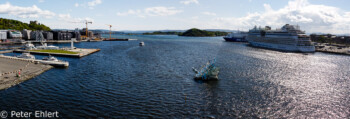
143 28 229 37
179 28 228 37
0 18 51 31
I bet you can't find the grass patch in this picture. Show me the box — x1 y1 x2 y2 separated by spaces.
30 49 79 54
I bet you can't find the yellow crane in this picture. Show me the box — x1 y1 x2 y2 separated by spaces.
84 20 92 39
106 24 112 40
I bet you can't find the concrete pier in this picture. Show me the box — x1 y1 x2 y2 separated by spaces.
316 45 350 56
0 50 13 54
14 48 100 58
0 57 53 90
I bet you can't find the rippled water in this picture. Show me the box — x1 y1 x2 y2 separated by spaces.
1 35 350 118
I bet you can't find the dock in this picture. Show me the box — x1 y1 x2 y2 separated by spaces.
316 45 350 56
103 38 137 41
29 40 81 43
0 57 53 90
13 48 100 58
0 55 69 67
0 50 13 54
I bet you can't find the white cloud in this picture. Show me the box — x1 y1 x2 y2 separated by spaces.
58 13 94 23
117 10 142 16
180 0 199 5
75 0 102 9
117 7 182 17
212 0 350 34
0 2 55 18
74 3 79 7
88 0 102 7
202 12 216 16
145 7 182 16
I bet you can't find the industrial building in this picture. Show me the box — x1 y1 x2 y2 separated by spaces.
0 30 7 40
7 30 22 39
22 29 31 40
43 32 53 40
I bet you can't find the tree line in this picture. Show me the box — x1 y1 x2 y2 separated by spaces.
143 28 229 37
0 18 51 31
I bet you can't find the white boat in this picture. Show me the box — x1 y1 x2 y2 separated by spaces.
139 42 145 46
17 53 35 59
24 42 36 50
36 43 59 50
41 55 69 67
223 31 248 42
42 55 59 62
247 24 315 52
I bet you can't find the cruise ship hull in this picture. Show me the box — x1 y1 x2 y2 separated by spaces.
249 41 315 52
247 24 315 53
223 37 247 42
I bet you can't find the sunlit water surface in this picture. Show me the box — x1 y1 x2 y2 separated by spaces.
0 35 349 118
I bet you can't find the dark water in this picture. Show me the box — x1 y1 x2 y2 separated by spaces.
1 35 350 118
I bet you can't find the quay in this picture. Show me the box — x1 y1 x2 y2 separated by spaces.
0 55 69 67
0 57 53 90
0 46 23 50
316 45 350 55
29 40 82 43
0 50 13 54
103 38 137 41
13 48 100 58
315 44 350 55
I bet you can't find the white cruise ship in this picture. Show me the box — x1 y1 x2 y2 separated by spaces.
246 24 315 52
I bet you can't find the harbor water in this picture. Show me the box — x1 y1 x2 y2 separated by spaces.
1 35 350 118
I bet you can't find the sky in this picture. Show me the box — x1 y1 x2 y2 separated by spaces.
0 0 350 34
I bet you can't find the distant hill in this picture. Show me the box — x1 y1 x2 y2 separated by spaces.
123 29 238 34
179 28 228 37
0 18 51 31
143 31 182 35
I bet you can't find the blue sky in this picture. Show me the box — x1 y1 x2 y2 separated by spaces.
0 0 350 34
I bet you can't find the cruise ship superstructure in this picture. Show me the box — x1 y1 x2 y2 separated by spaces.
247 24 315 52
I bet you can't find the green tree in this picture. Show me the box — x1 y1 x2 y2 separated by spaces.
0 18 51 31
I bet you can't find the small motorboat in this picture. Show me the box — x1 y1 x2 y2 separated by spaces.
41 55 69 67
42 55 59 62
139 42 145 46
36 43 59 50
17 53 35 59
24 42 36 50
192 59 219 80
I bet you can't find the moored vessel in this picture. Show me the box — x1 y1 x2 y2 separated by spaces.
17 53 35 59
41 55 69 67
223 31 248 42
247 24 315 52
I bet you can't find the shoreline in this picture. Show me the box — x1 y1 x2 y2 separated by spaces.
0 57 53 90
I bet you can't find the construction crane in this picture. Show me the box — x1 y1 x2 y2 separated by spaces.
84 20 92 39
106 24 112 40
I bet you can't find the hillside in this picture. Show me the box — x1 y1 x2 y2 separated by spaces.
179 28 228 37
143 31 182 35
0 18 51 31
